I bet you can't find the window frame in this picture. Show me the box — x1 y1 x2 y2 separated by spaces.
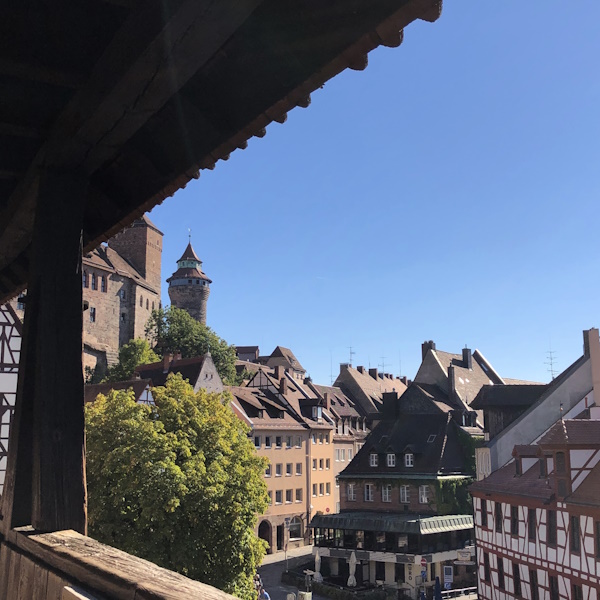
495 502 503 533
483 552 490 583
89 307 96 323
529 569 539 600
254 435 261 449
512 563 521 597
497 556 505 590
369 453 378 467
481 499 488 528
364 483 374 502
528 508 536 542
418 485 429 504
286 463 292 477
296 462 302 476
570 514 581 553
547 509 557 546
405 453 414 467
275 490 282 505
275 463 282 477
382 484 392 503
510 505 519 536
387 453 396 467
347 483 356 501
399 485 410 504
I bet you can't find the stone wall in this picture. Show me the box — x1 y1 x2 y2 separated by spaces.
169 284 209 325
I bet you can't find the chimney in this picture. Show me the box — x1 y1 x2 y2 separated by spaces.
448 365 458 404
162 352 173 373
323 392 330 410
279 377 288 395
357 366 365 374
340 363 350 374
401 376 408 386
585 328 600 403
421 340 436 360
369 368 378 380
462 348 472 370
274 365 285 380
382 391 400 420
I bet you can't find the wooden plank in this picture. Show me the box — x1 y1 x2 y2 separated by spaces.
31 562 49 600
16 555 34 600
46 571 66 600
0 543 11 600
6 545 22 599
29 170 88 534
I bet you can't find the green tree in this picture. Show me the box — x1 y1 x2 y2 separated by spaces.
103 338 160 382
145 307 237 384
86 374 268 599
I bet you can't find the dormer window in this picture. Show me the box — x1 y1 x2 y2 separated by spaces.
405 453 414 468
369 453 378 467
312 406 322 420
387 453 396 467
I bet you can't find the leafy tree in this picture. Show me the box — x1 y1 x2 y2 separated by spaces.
103 338 160 382
145 307 237 384
86 374 268 599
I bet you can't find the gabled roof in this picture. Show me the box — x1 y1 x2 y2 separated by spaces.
397 382 467 415
538 419 600 447
311 383 361 419
134 355 214 388
177 242 201 263
471 384 547 410
339 413 470 479
84 379 152 404
259 346 306 373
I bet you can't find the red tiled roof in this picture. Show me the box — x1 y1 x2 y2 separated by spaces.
539 419 600 447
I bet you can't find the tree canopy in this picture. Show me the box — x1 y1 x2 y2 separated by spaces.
85 374 268 599
146 307 238 384
103 338 160 382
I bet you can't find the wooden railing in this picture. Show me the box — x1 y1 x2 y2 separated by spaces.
0 527 236 600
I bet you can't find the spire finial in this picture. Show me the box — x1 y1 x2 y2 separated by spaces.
188 228 191 242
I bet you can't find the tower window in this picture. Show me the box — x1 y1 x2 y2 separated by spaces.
91 274 97 290
146 299 149 310
82 271 88 288
101 276 107 293
89 307 96 323
152 301 155 310
140 296 143 307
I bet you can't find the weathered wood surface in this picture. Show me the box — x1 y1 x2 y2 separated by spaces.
3 528 236 600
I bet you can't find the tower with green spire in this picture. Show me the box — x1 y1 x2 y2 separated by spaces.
167 241 211 324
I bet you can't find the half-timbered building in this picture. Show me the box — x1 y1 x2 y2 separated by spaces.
471 417 600 600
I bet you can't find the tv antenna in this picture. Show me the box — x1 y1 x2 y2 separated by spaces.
348 346 356 366
545 349 557 380
379 356 388 375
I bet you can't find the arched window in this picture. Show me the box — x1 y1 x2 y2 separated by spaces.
146 299 149 310
289 516 303 540
152 301 155 310
140 295 143 307
82 271 88 288
91 274 97 290
101 276 107 293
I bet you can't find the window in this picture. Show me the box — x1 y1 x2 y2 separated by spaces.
265 436 271 448
145 300 149 310
382 484 392 503
16 294 25 310
82 271 88 287
369 453 378 467
319 483 324 496
556 451 566 473
286 435 293 448
91 274 97 290
528 508 536 542
419 485 429 504
152 301 154 310
139 295 143 307
483 553 490 583
286 463 292 476
312 433 316 444
319 459 323 470
312 406 322 419
572 583 583 600
364 484 374 502
325 433 329 444
497 557 505 590
547 509 557 545
512 563 521 597
312 459 317 471
312 484 317 497
335 449 340 462
275 490 282 504
275 436 282 448
399 485 410 504
427 434 436 443
511 505 519 536
265 464 271 477
481 499 488 528
347 484 356 501
319 433 323 444
570 515 581 553
348 449 353 460
101 276 106 292
267 491 272 504
296 463 302 476
286 489 293 503
254 435 261 448
495 502 503 533
326 482 330 495
549 575 559 600
405 453 414 467
326 459 330 470
296 488 303 502
295 436 302 448
289 516 303 539
529 569 538 600
340 449 346 462
275 464 282 477
387 453 396 467
120 312 126 323
119 289 126 300
89 307 96 322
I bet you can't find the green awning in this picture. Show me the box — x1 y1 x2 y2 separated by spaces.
310 512 473 535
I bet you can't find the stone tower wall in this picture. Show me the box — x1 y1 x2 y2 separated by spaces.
109 222 163 293
168 285 210 325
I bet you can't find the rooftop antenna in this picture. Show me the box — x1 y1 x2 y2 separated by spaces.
330 349 333 385
379 356 388 375
545 347 557 380
348 346 356 367
188 227 192 242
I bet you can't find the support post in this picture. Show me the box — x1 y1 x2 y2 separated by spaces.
1 169 88 534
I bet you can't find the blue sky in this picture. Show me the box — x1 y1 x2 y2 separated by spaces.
149 2 600 386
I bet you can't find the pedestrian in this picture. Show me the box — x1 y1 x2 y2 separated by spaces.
259 587 270 600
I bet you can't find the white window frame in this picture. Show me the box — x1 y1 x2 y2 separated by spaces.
296 462 302 475
405 453 414 467
275 463 282 477
419 485 430 504
275 490 283 505
364 483 374 502
387 453 396 467
370 453 378 467
400 485 410 504
285 489 293 504
347 484 356 501
286 463 292 476
382 484 392 503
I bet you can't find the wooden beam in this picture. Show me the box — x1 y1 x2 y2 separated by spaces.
0 58 84 89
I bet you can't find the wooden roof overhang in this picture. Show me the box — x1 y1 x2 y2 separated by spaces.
0 0 442 304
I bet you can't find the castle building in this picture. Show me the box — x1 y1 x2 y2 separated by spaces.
167 241 211 324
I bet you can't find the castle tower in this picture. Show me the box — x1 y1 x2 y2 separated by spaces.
167 241 211 324
108 215 163 293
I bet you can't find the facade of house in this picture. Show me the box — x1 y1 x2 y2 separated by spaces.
470 418 600 600
311 391 477 599
0 304 21 494
255 346 307 381
84 379 155 406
